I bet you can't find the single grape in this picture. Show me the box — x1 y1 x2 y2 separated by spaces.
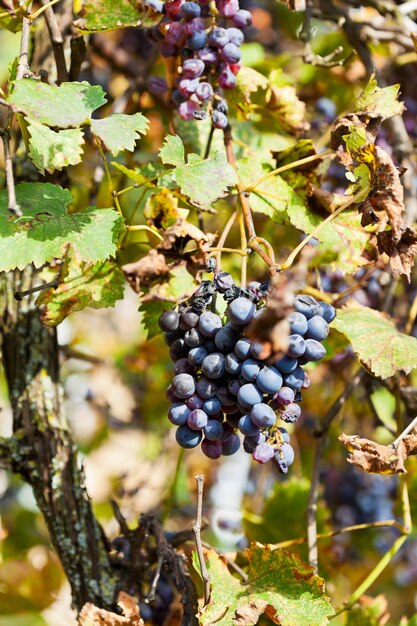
198 46 218 63
188 408 208 430
176 424 203 448
216 386 235 406
218 68 236 89
253 442 275 464
169 338 188 361
211 110 228 129
225 352 242 375
171 89 187 106
178 99 200 120
273 386 295 406
221 42 242 64
195 81 214 101
238 414 260 437
294 295 321 319
204 420 224 441
214 271 235 293
288 311 308 335
214 325 237 352
188 346 208 367
238 383 263 408
186 394 204 410
235 338 253 360
202 438 222 459
218 0 239 17
231 9 252 27
179 308 199 330
196 377 217 399
203 397 222 416
222 433 241 455
198 311 223 337
226 27 244 45
184 328 203 347
241 358 261 382
207 27 229 48
178 78 199 98
159 309 179 332
166 21 185 45
185 16 205 35
202 353 226 379
168 402 191 425
284 366 305 391
174 357 195 375
187 30 207 50
181 58 205 77
306 315 329 341
256 366 283 394
302 338 326 362
281 402 301 423
275 356 298 374
179 1 201 19
172 373 196 399
287 334 306 358
250 403 276 428
318 302 336 323
228 297 256 325
214 98 228 114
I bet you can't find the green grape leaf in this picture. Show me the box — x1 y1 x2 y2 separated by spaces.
354 73 405 120
0 3 25 32
159 134 185 167
91 112 149 156
74 0 161 33
196 545 334 626
237 158 288 221
27 120 84 174
344 595 389 626
0 183 124 271
172 150 237 208
37 258 125 326
331 304 417 379
8 79 106 128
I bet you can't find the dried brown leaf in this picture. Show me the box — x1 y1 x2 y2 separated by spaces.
233 599 268 625
339 433 417 474
79 593 144 626
122 250 170 293
377 226 417 281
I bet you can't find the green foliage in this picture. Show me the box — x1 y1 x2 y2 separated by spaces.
196 545 335 625
74 0 161 33
37 258 125 326
8 79 107 127
27 122 84 174
90 113 149 156
354 73 405 120
0 183 124 271
344 595 389 625
331 305 417 378
159 134 185 167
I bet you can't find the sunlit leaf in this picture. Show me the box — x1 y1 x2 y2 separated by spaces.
354 73 405 120
91 113 149 156
74 0 161 33
159 134 185 167
27 120 84 174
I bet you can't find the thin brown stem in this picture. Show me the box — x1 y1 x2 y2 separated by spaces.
215 209 238 269
193 475 210 606
39 0 68 83
1 131 22 217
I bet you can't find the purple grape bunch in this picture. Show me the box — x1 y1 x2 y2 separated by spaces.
147 0 252 128
159 273 335 473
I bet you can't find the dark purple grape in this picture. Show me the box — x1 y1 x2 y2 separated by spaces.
302 339 326 362
202 438 222 458
169 338 188 361
306 315 329 341
218 68 236 89
181 58 205 77
196 376 217 399
176 424 203 448
168 402 191 425
238 415 260 437
208 27 229 48
250 403 276 428
256 366 283 394
178 99 200 120
273 386 295 406
218 0 239 17
204 420 224 441
294 295 321 319
287 334 306 358
214 325 237 352
275 356 298 374
148 76 168 95
186 394 204 410
184 328 203 347
228 297 256 324
188 346 208 367
238 383 263 408
288 311 308 336
174 357 195 375
318 302 336 323
234 338 252 360
195 81 214 101
284 366 305 391
214 271 235 293
226 27 244 45
241 358 261 382
217 386 235 406
201 353 225 379
203 397 222 416
222 433 240 455
188 408 208 430
211 110 228 129
159 309 179 332
172 373 196 399
231 9 252 27
221 42 242 64
187 30 207 50
171 89 187 106
178 78 199 98
166 21 185 45
179 1 201 19
198 46 218 63
198 311 223 337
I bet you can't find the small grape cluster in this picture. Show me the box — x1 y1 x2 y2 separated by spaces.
147 0 252 128
159 274 335 473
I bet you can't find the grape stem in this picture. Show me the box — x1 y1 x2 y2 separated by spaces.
193 475 211 606
243 148 335 193
214 209 238 269
223 127 279 273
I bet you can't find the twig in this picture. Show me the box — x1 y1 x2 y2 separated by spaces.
13 277 59 300
0 131 22 217
392 415 417 449
214 209 238 269
193 475 210 606
69 35 87 81
39 0 68 83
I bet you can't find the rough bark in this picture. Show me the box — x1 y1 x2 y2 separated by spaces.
0 267 117 612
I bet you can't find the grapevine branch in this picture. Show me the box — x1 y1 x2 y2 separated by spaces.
39 0 69 83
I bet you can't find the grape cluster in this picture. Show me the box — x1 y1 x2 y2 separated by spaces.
159 274 335 473
147 0 252 128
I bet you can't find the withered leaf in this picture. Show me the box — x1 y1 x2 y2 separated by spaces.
233 599 268 625
79 592 144 626
122 249 170 293
339 433 417 474
377 226 417 281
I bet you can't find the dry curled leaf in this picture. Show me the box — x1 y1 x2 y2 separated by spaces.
377 226 417 281
122 249 170 293
339 433 417 474
233 599 268 625
79 592 144 626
